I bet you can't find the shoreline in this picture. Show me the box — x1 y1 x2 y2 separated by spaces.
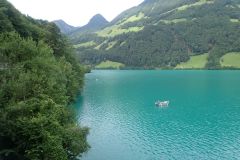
92 68 240 71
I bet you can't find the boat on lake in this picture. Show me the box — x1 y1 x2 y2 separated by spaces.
155 100 169 107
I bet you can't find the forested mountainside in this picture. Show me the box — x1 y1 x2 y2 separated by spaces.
70 0 240 69
0 0 89 159
53 19 77 34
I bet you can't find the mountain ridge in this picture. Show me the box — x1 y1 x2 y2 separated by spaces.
53 19 77 34
68 14 109 38
54 14 109 36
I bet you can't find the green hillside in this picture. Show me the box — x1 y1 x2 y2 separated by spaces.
70 0 240 69
176 53 209 69
95 60 125 69
220 52 240 68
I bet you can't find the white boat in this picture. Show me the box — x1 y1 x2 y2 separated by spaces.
155 100 169 107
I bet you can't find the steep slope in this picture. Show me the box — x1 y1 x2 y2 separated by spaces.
87 14 109 29
71 0 240 69
69 14 109 38
53 19 77 33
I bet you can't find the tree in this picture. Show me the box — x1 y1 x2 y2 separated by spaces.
0 32 88 160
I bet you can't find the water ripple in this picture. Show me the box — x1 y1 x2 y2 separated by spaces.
77 70 240 160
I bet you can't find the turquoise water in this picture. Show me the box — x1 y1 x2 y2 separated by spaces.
75 70 240 160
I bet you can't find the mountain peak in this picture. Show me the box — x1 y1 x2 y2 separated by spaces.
142 0 156 4
53 19 76 34
68 14 109 36
88 14 108 27
53 19 65 23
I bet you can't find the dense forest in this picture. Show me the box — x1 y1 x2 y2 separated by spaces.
69 0 240 69
0 0 89 159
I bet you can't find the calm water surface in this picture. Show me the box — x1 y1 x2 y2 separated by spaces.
75 70 240 160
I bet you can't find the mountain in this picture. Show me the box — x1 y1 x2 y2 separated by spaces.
53 19 77 34
69 14 109 38
87 14 109 29
71 0 240 69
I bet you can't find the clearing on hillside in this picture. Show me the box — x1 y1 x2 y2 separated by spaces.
175 53 209 69
220 52 240 68
95 60 125 69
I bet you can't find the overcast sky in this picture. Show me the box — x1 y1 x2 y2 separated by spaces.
8 0 144 27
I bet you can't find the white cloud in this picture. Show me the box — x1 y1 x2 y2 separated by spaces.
7 0 144 26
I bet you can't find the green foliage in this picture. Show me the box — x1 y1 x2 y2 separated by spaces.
230 19 239 22
72 0 240 69
106 41 118 50
220 52 240 68
0 0 89 159
177 0 214 11
175 53 209 69
117 12 146 26
96 24 144 37
159 18 187 24
95 60 125 69
74 41 97 49
0 32 89 160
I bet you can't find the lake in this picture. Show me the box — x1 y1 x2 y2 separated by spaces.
75 70 240 160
